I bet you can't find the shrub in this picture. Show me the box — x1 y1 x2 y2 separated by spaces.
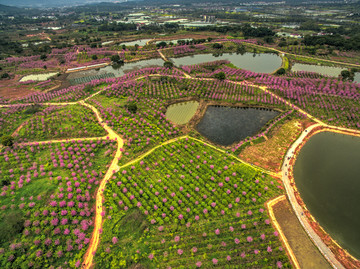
0 211 24 244
276 68 286 75
163 61 174 69
127 101 138 114
1 135 14 147
214 72 226 80
25 104 41 114
212 43 223 49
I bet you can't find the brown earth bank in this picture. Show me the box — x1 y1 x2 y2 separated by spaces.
288 126 360 269
0 79 41 100
239 118 314 173
273 198 332 269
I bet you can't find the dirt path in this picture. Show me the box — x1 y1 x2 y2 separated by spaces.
2 67 360 268
158 50 169 62
282 124 346 269
78 101 123 269
271 196 332 269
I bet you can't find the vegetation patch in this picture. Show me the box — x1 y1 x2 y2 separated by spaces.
95 139 290 268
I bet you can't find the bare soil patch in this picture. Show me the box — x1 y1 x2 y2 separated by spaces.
273 198 332 269
239 119 312 172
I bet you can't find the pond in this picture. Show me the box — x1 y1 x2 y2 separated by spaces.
291 63 345 77
165 101 199 125
196 106 279 146
293 132 360 259
119 39 152 47
67 58 164 81
20 72 59 82
354 72 360 84
156 39 193 45
170 53 282 74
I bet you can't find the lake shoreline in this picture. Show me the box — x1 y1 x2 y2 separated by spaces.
283 124 360 269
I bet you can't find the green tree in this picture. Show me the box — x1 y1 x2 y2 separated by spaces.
111 54 121 63
1 135 14 147
92 55 98 60
1 73 10 79
276 68 286 75
0 211 24 244
156 41 167 48
163 61 174 69
127 101 137 114
212 43 223 49
214 72 226 80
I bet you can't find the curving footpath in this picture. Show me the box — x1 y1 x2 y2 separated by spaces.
78 101 124 269
281 123 359 269
2 69 360 268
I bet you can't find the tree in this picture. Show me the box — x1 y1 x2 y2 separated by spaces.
127 101 137 114
111 54 123 64
156 41 167 48
212 43 223 49
0 211 24 244
263 36 274 44
92 55 98 60
40 54 47 61
214 72 226 80
278 41 287 47
163 61 174 69
276 68 286 75
236 45 246 55
340 70 354 81
1 73 10 79
1 135 14 147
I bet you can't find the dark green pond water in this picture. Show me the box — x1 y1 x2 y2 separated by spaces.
293 132 360 259
67 58 164 80
196 106 279 146
170 53 282 74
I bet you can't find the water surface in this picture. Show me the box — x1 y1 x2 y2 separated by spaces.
291 63 345 77
119 39 152 47
354 72 360 84
196 106 279 146
67 58 164 80
170 53 282 74
165 101 199 124
293 132 360 259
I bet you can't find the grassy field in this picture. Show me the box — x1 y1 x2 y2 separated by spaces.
239 120 305 172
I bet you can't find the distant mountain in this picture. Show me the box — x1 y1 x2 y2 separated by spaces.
0 0 127 8
0 0 350 8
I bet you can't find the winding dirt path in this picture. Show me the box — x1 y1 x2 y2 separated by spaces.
2 65 360 268
78 101 124 269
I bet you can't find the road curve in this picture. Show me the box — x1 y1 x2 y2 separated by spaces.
79 101 124 269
